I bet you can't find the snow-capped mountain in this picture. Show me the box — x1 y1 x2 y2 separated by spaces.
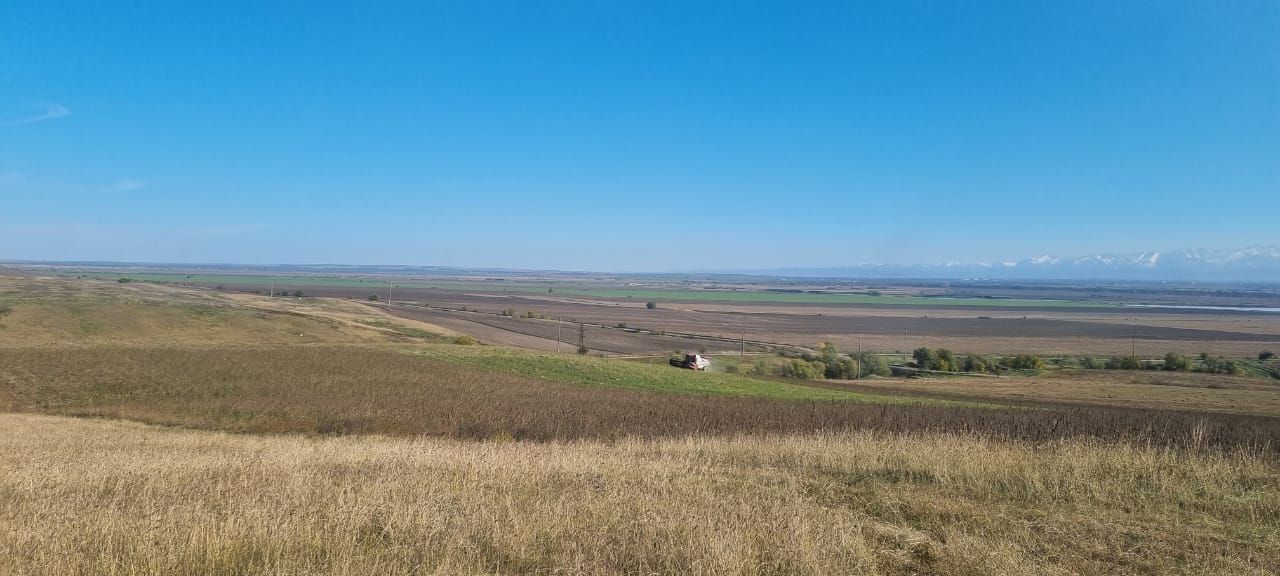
1003 247 1280 280
769 246 1280 281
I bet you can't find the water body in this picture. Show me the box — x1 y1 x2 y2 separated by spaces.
1125 304 1280 313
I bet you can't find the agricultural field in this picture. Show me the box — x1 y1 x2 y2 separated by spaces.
28 266 1280 357
833 368 1280 417
2 272 1280 574
381 288 1280 358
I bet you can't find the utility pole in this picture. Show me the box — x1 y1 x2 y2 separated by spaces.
578 321 586 354
556 317 562 353
857 337 862 380
740 316 745 356
270 278 274 298
387 282 392 311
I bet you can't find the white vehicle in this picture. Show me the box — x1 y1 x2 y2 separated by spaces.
670 353 711 371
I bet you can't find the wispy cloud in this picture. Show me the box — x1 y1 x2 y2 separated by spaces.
99 179 146 195
0 103 71 128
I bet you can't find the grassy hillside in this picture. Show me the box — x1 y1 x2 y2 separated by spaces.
3 414 1276 575
0 345 895 438
4 275 1279 448
0 275 454 347
5 345 1276 449
424 345 923 402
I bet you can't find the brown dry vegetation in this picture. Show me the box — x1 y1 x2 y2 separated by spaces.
844 369 1280 417
3 414 1277 575
4 346 1279 451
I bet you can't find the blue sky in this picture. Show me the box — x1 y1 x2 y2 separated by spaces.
2 1 1276 271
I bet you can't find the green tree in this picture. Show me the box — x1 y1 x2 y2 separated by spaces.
818 342 840 366
912 347 939 370
834 357 860 379
936 348 957 372
1261 351 1276 361
963 354 989 373
814 342 859 379
1005 354 1044 370
646 301 657 310
1162 352 1192 372
293 290 303 298
1106 356 1140 370
367 294 379 302
855 353 891 377
783 359 824 380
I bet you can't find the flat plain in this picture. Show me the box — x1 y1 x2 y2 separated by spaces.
2 271 1279 575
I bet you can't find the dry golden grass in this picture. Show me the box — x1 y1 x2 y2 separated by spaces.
2 414 1276 575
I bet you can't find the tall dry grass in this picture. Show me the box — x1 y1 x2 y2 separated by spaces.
1 414 1276 575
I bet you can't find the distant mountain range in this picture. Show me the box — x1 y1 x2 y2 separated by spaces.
766 246 1280 282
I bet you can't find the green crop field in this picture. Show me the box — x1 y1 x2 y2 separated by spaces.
67 272 1115 308
530 288 1117 307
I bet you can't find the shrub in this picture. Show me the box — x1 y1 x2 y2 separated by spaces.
936 349 957 372
1007 354 1045 370
646 301 657 310
782 359 824 380
825 357 859 380
855 353 891 377
963 354 989 373
293 290 303 298
912 347 940 370
1106 356 1141 370
1199 356 1240 375
452 335 476 346
367 294 380 302
1162 352 1192 372
1261 351 1276 361
1079 356 1104 369
117 278 133 283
